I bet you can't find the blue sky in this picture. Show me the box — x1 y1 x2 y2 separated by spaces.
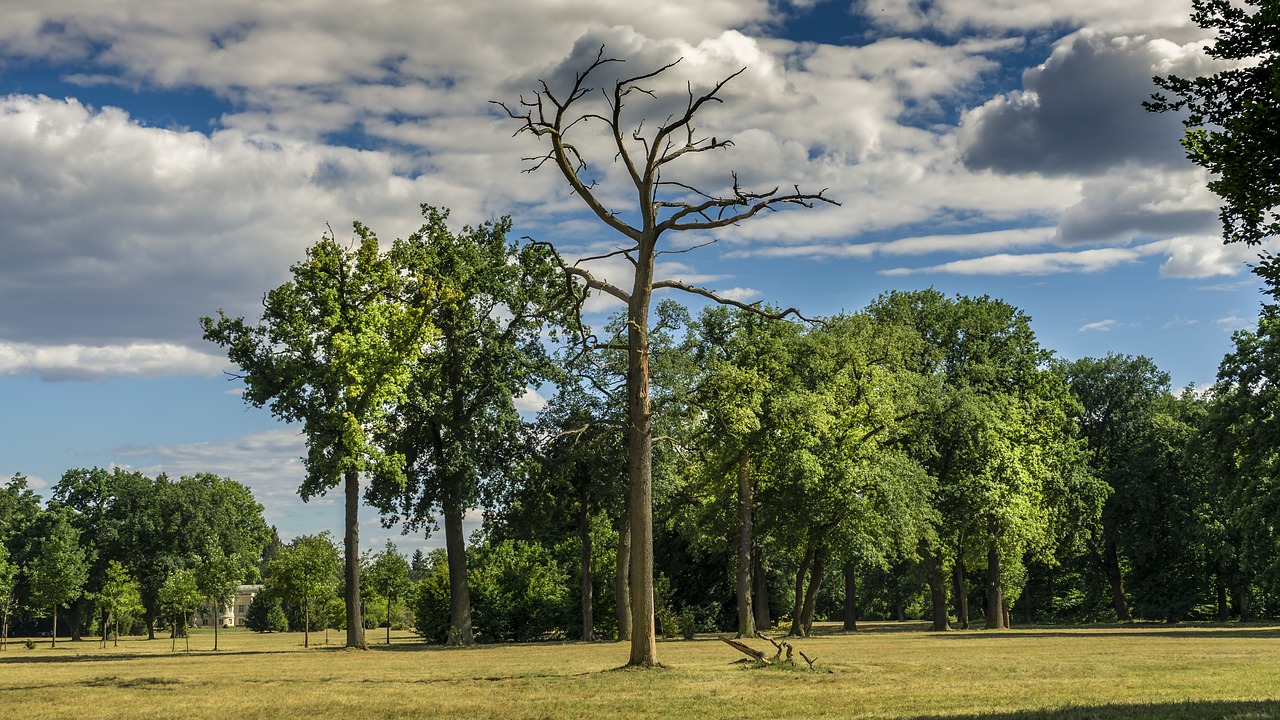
0 0 1269 553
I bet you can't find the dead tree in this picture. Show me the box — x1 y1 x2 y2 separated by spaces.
496 47 836 667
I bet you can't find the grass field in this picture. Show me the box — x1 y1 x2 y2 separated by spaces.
2 622 1279 719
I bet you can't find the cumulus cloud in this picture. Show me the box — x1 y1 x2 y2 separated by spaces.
113 428 313 522
0 341 228 381
514 386 550 413
959 32 1196 176
0 0 1256 379
1055 167 1219 245
860 0 1195 36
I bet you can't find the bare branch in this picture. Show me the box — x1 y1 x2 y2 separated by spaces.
655 238 717 257
650 278 826 325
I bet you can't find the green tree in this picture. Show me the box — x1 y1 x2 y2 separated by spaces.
497 50 834 666
1062 354 1172 621
1208 305 1280 614
27 509 89 649
366 206 568 647
1147 0 1280 291
196 547 248 651
203 228 436 650
868 291 1098 630
268 533 341 648
158 567 203 653
0 543 15 650
245 592 287 633
364 541 411 645
683 306 802 638
97 560 142 648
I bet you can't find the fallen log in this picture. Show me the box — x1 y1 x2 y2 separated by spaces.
718 635 770 664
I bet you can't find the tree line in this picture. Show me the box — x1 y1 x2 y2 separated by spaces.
4 283 1280 647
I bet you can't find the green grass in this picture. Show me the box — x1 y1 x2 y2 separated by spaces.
3 622 1280 719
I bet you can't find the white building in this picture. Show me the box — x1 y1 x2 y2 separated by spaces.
194 585 264 628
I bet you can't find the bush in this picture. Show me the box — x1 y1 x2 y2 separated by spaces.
470 539 569 642
245 593 287 633
410 541 570 643
411 551 451 643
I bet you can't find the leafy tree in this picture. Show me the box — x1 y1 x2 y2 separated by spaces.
1062 354 1172 621
497 48 834 666
1147 0 1280 291
203 228 436 650
1119 395 1213 622
97 560 142 648
26 509 89 649
196 547 247 651
867 291 1098 630
0 543 15 650
1208 305 1280 614
367 206 569 647
682 306 802 638
364 541 411 645
245 592 288 633
268 533 341 648
157 568 202 653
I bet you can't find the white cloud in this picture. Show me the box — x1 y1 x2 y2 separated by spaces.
0 341 229 381
714 287 763 303
881 243 1163 276
514 386 550 413
1216 315 1251 332
1078 319 1118 332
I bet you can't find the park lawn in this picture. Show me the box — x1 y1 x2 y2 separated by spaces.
1 622 1279 719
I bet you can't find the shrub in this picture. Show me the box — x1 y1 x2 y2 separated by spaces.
469 539 569 642
245 593 287 633
411 551 451 643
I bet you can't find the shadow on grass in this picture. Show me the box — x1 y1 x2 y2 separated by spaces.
805 621 1280 641
0 649 269 665
908 699 1280 720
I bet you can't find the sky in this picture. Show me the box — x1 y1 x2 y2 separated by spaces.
0 0 1270 554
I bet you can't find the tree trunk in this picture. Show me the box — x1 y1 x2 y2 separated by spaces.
1087 533 1131 622
735 450 755 638
952 550 968 629
51 605 57 649
146 612 156 640
1002 597 1011 629
615 502 631 642
1217 583 1230 621
985 543 1004 629
626 274 658 667
70 598 85 641
386 591 392 646
788 541 816 637
304 594 310 648
343 470 367 649
214 609 220 651
1237 587 1252 621
752 548 770 632
925 549 950 631
443 481 473 646
579 494 594 642
842 562 858 631
799 545 828 637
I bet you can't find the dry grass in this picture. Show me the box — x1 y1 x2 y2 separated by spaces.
2 622 1280 719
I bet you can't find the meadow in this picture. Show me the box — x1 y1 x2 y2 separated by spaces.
2 622 1279 719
